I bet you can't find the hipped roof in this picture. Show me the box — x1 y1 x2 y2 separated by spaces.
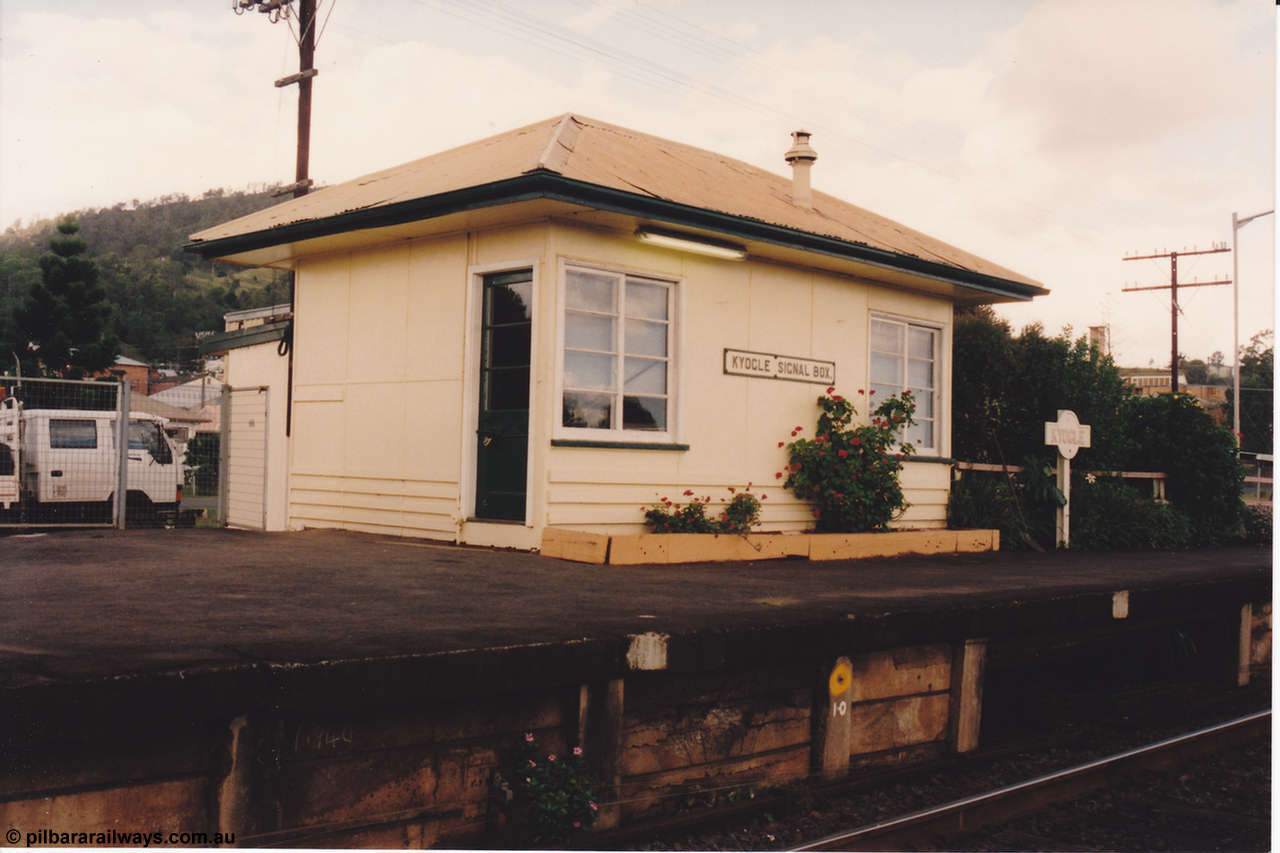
188 114 1045 300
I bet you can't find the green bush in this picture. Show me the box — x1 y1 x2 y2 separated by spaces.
1121 393 1245 544
947 468 1036 549
947 462 1063 550
1242 504 1272 545
781 388 916 532
1071 477 1191 551
950 469 1193 551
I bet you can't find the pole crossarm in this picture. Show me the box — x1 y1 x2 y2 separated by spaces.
1120 243 1231 394
1122 247 1231 261
1122 280 1231 292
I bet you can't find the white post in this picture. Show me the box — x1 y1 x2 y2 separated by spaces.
1056 455 1070 548
1045 409 1090 550
1232 209 1274 443
114 381 131 530
1232 212 1240 442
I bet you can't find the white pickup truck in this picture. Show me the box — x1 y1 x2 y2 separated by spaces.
0 399 182 524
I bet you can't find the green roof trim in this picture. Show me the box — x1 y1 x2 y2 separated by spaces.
200 320 290 355
184 172 1046 302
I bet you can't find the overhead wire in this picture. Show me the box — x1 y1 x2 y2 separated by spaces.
407 0 1082 234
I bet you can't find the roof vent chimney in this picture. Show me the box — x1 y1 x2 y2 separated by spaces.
784 130 818 209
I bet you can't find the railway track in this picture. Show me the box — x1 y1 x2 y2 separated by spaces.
790 710 1270 852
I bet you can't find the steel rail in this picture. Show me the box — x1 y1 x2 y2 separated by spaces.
791 710 1270 852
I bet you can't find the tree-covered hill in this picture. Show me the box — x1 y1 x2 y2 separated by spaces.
1 187 293 369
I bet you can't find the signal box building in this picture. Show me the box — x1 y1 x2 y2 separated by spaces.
188 114 1045 547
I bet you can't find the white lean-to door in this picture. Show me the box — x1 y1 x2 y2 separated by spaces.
224 386 269 529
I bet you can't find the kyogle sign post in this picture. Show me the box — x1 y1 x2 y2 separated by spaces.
1044 409 1091 548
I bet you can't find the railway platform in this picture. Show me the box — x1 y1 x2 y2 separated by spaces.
0 529 1270 847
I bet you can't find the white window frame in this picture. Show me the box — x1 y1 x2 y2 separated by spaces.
868 313 943 456
554 259 682 444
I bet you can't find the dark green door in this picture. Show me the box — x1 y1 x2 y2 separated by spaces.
475 270 532 521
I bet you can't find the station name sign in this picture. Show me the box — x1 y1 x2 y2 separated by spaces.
723 348 835 385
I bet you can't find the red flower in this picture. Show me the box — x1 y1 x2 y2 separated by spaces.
794 426 803 432
826 386 835 394
832 395 843 402
838 449 848 458
728 486 736 493
761 494 767 499
858 389 865 395
777 441 784 447
869 389 876 395
776 472 783 478
851 437 860 446
683 489 694 496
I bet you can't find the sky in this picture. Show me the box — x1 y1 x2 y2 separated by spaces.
0 0 1274 369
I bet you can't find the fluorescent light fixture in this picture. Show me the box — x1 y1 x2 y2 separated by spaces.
635 226 747 260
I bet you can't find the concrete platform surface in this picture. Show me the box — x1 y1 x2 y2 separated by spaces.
1 528 1270 693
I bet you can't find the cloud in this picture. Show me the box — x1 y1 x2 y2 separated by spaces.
987 0 1269 159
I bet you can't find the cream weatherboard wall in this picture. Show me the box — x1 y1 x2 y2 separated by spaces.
542 224 952 536
284 220 952 546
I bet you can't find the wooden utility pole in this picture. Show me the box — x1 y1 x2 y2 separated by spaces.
235 0 318 198
1122 245 1231 393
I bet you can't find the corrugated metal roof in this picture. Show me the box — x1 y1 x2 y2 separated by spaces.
189 113 1042 291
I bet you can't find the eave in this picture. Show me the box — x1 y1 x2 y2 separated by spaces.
184 172 1048 304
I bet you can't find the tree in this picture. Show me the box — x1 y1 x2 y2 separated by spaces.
952 306 1131 470
951 307 1248 548
9 219 118 377
1122 392 1244 544
1181 357 1209 385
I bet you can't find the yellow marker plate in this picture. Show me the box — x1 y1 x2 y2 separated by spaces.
828 660 852 696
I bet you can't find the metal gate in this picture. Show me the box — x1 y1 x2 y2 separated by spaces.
0 377 133 528
220 385 270 529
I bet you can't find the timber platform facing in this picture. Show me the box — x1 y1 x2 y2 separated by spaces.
0 529 1270 847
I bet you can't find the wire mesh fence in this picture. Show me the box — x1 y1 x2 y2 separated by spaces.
0 377 184 528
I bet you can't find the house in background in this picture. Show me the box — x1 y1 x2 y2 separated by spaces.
186 114 1046 548
1117 366 1229 424
98 355 150 396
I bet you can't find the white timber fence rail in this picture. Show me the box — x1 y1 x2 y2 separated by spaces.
952 461 1168 502
1239 453 1272 506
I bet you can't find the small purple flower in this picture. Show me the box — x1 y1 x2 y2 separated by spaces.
573 746 583 756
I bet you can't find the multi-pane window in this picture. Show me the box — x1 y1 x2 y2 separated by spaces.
870 316 939 451
562 266 673 434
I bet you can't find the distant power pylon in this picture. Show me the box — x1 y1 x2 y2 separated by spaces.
1121 245 1231 393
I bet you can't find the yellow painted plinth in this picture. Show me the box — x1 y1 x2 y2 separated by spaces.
540 528 999 565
